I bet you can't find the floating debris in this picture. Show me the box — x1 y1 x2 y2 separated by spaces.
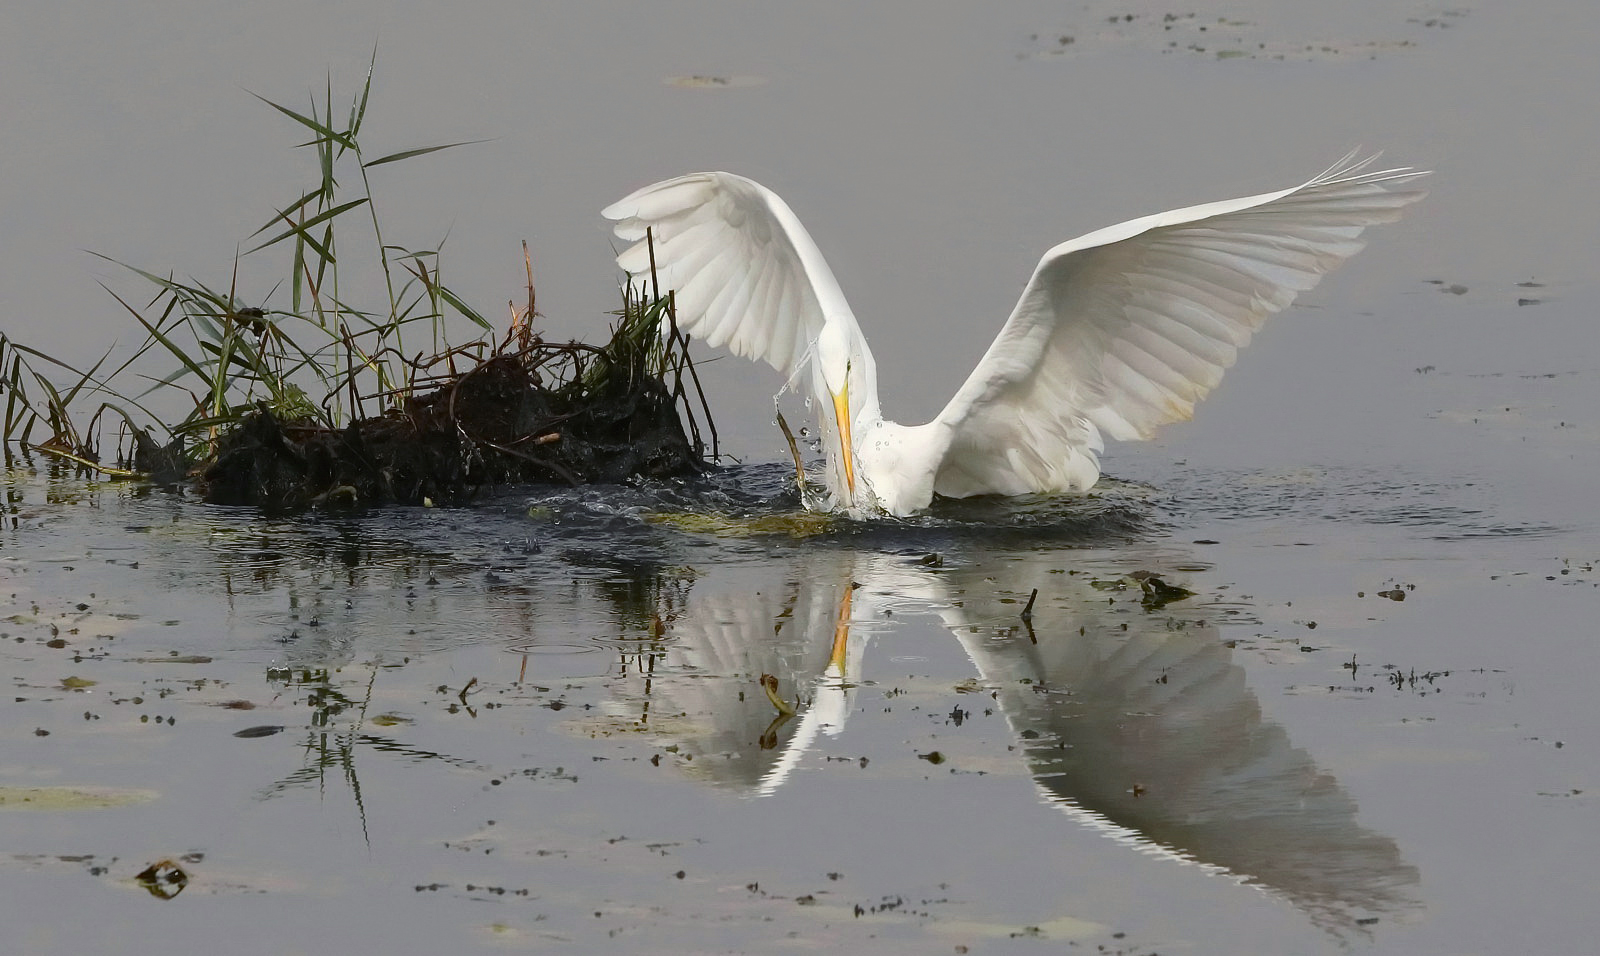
1128 571 1197 610
760 674 796 717
664 74 768 89
0 786 159 811
644 510 835 539
134 859 189 900
233 725 287 739
1020 5 1457 63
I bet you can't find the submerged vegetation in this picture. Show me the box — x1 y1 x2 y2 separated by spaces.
0 55 712 508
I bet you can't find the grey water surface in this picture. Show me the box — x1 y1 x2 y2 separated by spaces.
4 459 1595 954
3 1 1598 954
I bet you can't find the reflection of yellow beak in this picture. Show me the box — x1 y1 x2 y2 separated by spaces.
832 384 855 496
829 585 853 674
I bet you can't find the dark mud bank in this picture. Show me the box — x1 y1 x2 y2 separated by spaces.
200 352 703 511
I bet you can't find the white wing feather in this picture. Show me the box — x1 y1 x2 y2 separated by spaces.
601 172 866 383
930 152 1430 499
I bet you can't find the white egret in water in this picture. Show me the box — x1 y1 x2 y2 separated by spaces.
602 153 1428 516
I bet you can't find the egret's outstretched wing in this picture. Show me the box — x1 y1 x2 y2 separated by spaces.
601 172 864 382
930 153 1429 499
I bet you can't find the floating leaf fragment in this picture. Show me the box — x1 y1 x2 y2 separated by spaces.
233 725 286 738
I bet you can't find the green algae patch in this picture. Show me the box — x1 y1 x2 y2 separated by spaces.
644 510 835 539
0 787 159 811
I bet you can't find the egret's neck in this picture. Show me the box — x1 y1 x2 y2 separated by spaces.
814 314 881 425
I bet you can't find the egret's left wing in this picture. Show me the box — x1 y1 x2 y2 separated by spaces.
601 171 864 383
929 153 1429 498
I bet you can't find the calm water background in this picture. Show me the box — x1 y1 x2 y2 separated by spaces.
3 1 1598 953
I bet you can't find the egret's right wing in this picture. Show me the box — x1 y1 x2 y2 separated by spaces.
602 172 861 381
930 153 1429 498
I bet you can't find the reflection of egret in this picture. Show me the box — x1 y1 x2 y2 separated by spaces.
590 545 1416 937
604 154 1428 515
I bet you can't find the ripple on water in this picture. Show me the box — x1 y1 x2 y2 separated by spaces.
1145 463 1565 540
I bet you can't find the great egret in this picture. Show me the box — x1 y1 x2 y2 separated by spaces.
602 153 1428 516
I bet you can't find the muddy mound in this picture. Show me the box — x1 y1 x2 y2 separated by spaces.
202 338 706 511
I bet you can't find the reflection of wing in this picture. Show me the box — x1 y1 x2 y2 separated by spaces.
927 551 1419 937
594 553 866 794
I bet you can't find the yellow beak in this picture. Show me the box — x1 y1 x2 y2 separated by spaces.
832 384 855 496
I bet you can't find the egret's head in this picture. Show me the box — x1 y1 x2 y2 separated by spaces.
815 320 853 396
815 320 856 497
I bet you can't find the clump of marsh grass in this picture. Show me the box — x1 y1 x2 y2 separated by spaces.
3 56 713 504
5 54 487 467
